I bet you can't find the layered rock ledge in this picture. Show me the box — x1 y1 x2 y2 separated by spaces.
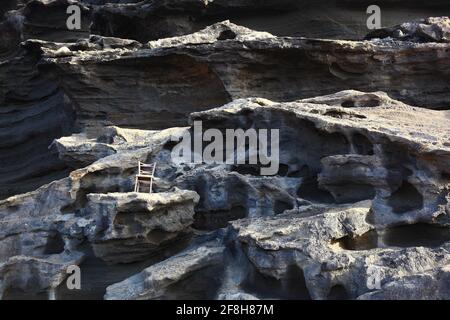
1 17 450 199
86 190 199 264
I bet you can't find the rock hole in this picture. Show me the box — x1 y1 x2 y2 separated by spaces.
145 229 177 245
341 100 355 108
43 232 65 255
217 30 237 41
2 288 49 300
96 134 114 144
297 175 335 204
60 203 77 214
323 110 366 119
383 223 450 248
288 165 310 178
387 181 423 214
352 133 374 155
363 98 381 108
327 284 350 300
231 164 261 176
241 265 311 300
277 164 289 176
441 172 450 181
163 139 179 151
341 98 380 108
273 200 294 215
332 230 378 250
54 243 190 299
193 206 247 230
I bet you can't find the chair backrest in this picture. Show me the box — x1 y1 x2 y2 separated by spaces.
138 162 156 176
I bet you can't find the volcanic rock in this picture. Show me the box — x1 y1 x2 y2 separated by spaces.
104 241 225 300
85 190 199 264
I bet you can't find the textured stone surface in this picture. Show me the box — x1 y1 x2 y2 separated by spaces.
4 1 450 43
229 201 450 299
105 241 225 300
42 21 450 116
357 265 450 300
0 90 449 299
86 190 199 264
2 16 450 199
0 2 449 299
367 16 450 43
0 252 84 299
51 126 158 168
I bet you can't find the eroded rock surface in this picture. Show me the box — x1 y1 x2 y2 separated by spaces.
0 90 448 299
51 126 158 168
229 201 450 300
105 241 225 300
1 16 450 199
0 2 449 299
6 0 447 43
86 190 199 264
367 16 450 43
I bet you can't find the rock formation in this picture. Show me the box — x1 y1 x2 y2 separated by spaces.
5 0 449 42
105 241 226 300
85 190 199 264
367 16 450 43
0 0 449 300
2 17 450 199
1 89 449 299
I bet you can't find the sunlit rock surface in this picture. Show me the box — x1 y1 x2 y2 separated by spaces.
86 190 199 264
51 126 158 168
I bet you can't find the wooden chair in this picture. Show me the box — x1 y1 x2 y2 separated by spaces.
134 162 156 193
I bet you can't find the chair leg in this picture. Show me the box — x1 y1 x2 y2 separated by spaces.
149 178 153 194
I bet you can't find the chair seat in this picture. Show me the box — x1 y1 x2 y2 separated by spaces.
136 174 154 180
136 180 153 185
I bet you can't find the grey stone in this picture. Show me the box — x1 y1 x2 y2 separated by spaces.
104 242 225 300
85 190 199 264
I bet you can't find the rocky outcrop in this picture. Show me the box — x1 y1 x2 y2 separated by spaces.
228 201 450 300
367 16 450 43
41 21 450 119
0 38 76 199
0 134 201 296
4 1 450 43
1 0 91 43
85 190 199 264
2 17 450 199
105 241 225 300
51 126 157 168
0 90 448 299
357 265 450 300
89 0 298 43
0 252 84 299
0 1 449 299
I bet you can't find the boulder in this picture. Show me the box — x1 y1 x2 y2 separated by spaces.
85 190 200 264
367 16 450 43
104 242 225 300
